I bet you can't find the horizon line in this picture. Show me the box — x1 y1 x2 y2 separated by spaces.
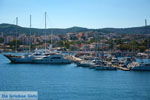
0 23 148 29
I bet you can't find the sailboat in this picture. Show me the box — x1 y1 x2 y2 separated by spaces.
94 37 117 70
4 12 72 64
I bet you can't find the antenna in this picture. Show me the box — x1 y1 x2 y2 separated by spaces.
145 19 147 26
16 17 18 25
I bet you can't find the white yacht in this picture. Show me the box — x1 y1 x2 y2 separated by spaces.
76 60 95 67
128 62 150 71
4 51 71 64
4 12 71 64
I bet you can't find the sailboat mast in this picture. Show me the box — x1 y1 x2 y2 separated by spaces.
29 14 32 53
30 15 32 28
45 12 47 51
50 29 53 49
15 17 18 53
45 12 47 29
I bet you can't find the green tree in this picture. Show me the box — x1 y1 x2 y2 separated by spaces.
8 40 22 50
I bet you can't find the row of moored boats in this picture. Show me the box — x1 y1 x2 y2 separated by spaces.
71 53 150 71
3 50 150 71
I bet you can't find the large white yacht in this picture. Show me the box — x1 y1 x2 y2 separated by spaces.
4 12 71 64
4 50 71 64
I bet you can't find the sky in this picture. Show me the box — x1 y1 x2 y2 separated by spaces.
0 0 150 28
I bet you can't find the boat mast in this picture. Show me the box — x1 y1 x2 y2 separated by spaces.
29 14 32 53
15 17 18 53
44 12 47 52
50 27 53 49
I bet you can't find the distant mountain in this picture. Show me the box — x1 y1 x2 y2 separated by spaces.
66 26 89 32
0 24 90 35
99 26 150 34
0 23 150 35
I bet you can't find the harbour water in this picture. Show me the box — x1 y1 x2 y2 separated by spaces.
0 54 150 100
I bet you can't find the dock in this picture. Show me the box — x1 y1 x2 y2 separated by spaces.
117 67 130 71
65 55 82 63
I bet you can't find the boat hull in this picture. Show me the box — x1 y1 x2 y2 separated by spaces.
4 54 72 64
131 66 150 71
95 66 117 70
4 55 32 63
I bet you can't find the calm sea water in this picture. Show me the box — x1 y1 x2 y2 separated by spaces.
0 54 150 100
